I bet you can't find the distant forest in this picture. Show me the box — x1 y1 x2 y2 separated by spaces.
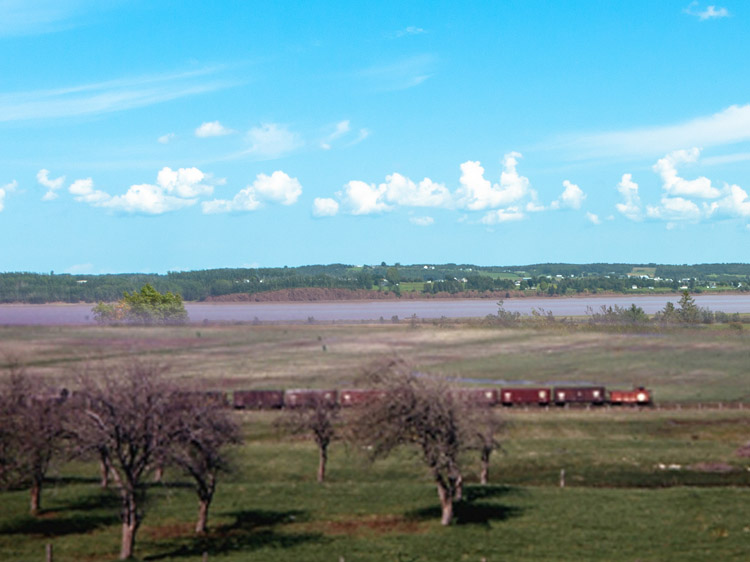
1 263 750 304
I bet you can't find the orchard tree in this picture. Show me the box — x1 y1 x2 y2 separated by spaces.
351 359 466 525
0 360 68 516
76 361 178 560
169 393 241 533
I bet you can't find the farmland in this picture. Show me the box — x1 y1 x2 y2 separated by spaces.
1 322 750 560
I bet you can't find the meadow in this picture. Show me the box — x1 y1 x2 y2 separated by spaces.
1 321 750 560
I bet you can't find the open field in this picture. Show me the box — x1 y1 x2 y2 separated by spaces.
2 322 750 560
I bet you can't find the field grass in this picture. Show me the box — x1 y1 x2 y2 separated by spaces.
1 409 749 561
2 323 750 560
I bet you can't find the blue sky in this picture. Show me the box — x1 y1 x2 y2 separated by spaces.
2 0 750 273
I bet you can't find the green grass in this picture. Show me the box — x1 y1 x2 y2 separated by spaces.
2 409 750 561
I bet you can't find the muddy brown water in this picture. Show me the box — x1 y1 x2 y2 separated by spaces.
2 295 750 325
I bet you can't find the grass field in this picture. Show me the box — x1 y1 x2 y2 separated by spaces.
1 322 750 560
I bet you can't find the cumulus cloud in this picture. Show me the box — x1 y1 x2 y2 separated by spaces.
706 184 750 218
456 152 531 211
384 173 451 207
337 180 391 215
245 123 303 159
685 2 729 20
69 167 215 214
312 197 339 217
615 173 643 221
586 212 602 225
0 180 17 211
550 180 586 209
653 148 720 198
202 171 302 214
37 168 65 201
646 197 702 222
157 132 175 144
410 216 434 226
195 120 234 138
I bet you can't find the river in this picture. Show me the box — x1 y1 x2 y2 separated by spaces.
2 294 750 325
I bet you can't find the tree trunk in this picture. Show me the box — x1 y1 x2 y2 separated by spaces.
100 453 110 489
453 474 463 502
480 461 489 485
317 446 327 483
195 498 210 534
119 493 139 560
30 476 42 516
437 481 454 526
153 464 164 483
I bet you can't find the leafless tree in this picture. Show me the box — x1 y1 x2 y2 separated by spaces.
75 360 178 560
351 359 467 525
278 394 339 483
466 409 504 485
0 360 68 516
169 393 241 534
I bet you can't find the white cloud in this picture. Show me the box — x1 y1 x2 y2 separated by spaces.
0 67 231 122
559 104 750 158
706 184 750 218
312 197 339 217
320 120 350 150
480 207 525 225
202 171 302 214
615 173 643 221
350 128 371 146
410 216 434 226
337 180 391 215
69 166 215 214
551 180 586 209
37 168 65 200
456 152 531 211
158 132 175 144
653 148 720 198
195 120 234 138
0 180 17 211
156 167 213 198
383 173 452 207
245 123 303 158
646 197 702 222
586 212 602 225
391 26 427 38
685 2 729 20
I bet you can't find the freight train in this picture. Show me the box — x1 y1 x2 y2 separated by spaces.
229 385 653 410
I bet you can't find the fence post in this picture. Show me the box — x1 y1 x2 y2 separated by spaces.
202 552 208 562
46 544 53 562
560 469 565 488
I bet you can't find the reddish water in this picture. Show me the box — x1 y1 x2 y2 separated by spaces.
1 295 750 325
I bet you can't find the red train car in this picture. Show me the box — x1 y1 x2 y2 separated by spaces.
452 388 499 408
609 386 652 406
500 387 550 406
553 386 606 405
339 389 388 407
284 389 338 408
233 390 284 410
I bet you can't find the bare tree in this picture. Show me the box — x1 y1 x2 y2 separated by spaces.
466 409 504 485
169 393 241 534
351 360 466 525
278 394 339 483
75 361 177 560
0 361 68 515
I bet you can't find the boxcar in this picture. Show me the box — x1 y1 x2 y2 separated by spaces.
500 387 550 406
233 390 284 410
553 386 606 405
339 389 387 407
609 387 652 405
452 388 499 407
284 389 338 408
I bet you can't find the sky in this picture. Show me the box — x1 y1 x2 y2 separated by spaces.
2 0 750 273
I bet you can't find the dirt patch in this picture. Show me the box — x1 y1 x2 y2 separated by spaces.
143 522 195 540
310 515 424 536
687 462 737 473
